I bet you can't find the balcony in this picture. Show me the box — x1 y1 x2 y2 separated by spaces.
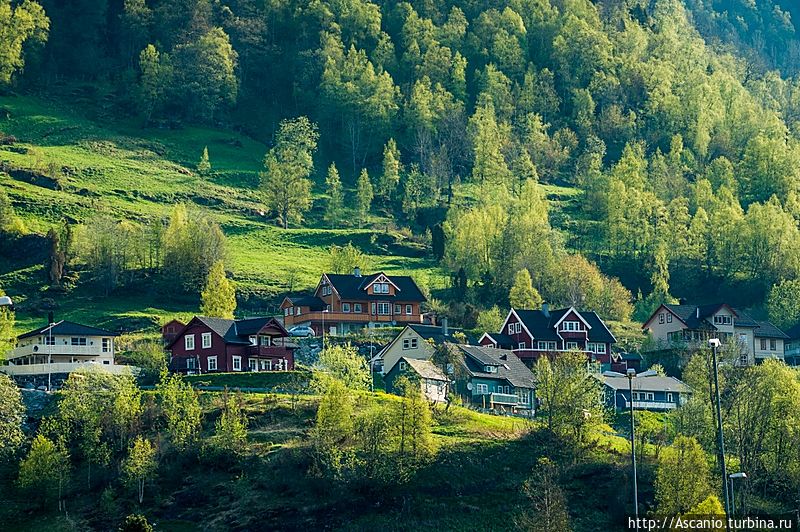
7 344 112 360
622 400 678 411
246 345 293 357
284 311 422 325
474 392 521 406
1 362 137 377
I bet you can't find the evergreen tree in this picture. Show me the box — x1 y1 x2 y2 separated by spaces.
324 163 343 226
197 146 211 174
200 260 236 319
356 168 374 228
509 269 543 309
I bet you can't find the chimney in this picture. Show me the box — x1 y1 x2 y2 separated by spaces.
353 266 361 277
442 316 449 337
48 311 54 325
542 303 550 318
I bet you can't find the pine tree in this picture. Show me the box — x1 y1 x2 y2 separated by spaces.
200 260 236 319
197 146 211 174
324 163 343 226
356 168 374 228
509 269 543 309
377 138 401 202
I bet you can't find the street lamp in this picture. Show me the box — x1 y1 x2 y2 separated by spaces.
0 295 14 308
709 337 731 528
729 472 747 518
321 308 329 352
605 368 657 528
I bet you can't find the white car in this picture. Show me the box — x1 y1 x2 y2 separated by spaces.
289 325 316 337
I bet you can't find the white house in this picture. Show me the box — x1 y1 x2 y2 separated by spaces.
378 320 465 375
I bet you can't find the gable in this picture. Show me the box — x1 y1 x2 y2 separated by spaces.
642 304 686 330
500 309 535 340
553 307 592 331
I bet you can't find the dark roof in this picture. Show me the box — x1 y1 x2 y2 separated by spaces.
483 332 514 348
408 323 470 344
753 320 789 339
286 296 325 310
325 272 426 302
19 320 118 340
621 352 643 361
168 316 286 348
514 308 616 343
599 373 690 393
457 345 535 389
396 357 448 381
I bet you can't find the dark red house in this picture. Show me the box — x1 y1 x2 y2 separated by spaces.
167 316 295 374
479 305 617 369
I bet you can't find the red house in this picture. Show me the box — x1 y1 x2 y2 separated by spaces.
161 319 185 346
479 305 617 368
167 316 295 374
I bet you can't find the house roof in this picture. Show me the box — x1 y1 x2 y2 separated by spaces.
18 320 118 340
753 320 789 340
167 316 287 348
285 296 326 310
599 373 690 393
397 357 448 382
513 308 616 343
324 272 426 302
407 323 469 344
457 345 535 389
482 332 514 348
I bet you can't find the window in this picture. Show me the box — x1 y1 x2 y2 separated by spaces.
402 338 418 350
667 392 674 402
476 383 488 394
548 341 557 350
508 324 515 335
187 358 196 370
249 359 257 370
342 303 351 313
399 361 407 370
646 392 654 401
518 389 530 404
713 315 732 325
667 314 672 323
770 339 777 351
202 332 212 348
354 303 362 313
595 343 606 354
71 337 87 346
395 304 402 314
566 341 578 349
659 313 665 324
371 303 377 315
249 335 257 346
232 356 242 371
207 355 217 371
373 283 390 294
760 338 767 350
185 335 195 350
260 336 271 346
295 307 301 315
518 342 526 349
405 304 412 315
484 365 497 373
560 321 583 331
537 341 547 350
102 338 111 353
284 308 290 316
44 336 56 346
515 322 521 333
377 303 390 315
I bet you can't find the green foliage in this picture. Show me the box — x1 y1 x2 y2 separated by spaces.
197 146 211 175
310 378 354 478
121 338 167 381
476 305 504 334
156 371 201 452
200 260 236 319
767 278 800 330
209 391 248 456
18 435 70 510
377 138 401 202
0 373 24 458
162 204 227 291
356 168 373 228
0 188 25 236
119 514 154 532
509 269 542 309
314 344 370 391
655 435 712 515
516 457 571 532
0 285 15 357
0 0 48 84
394 376 434 477
324 163 343 226
122 436 157 504
327 242 369 274
260 117 319 229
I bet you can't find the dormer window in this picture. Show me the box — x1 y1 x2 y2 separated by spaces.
713 315 732 325
559 321 583 332
484 365 497 373
373 282 390 294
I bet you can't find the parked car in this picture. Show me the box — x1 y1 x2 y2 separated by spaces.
289 325 316 337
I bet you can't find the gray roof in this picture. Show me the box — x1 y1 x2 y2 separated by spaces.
168 316 286 348
325 272 426 302
19 320 118 339
457 344 535 389
408 323 470 344
399 357 448 381
753 320 789 340
514 308 616 343
660 303 786 338
286 296 325 310
599 373 690 393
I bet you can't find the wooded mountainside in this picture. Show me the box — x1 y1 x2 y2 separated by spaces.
4 0 800 328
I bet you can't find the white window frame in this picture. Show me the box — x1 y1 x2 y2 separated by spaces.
187 358 197 370
410 338 418 349
508 324 514 335
405 304 412 315
659 313 665 324
667 392 674 402
232 356 242 371
547 341 557 350
515 322 521 333
342 302 351 313
566 341 578 350
476 383 488 394
202 332 212 349
770 339 777 351
377 303 390 315
354 303 362 313
403 338 411 350
666 314 672 323
249 359 257 370
518 342 526 349
537 341 547 350
399 361 407 370
260 335 271 346
207 355 217 371
102 338 111 353
185 334 195 350
394 304 402 314
595 343 606 354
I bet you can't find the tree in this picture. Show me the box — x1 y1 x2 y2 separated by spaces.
394 376 433 477
377 138 401 202
310 378 354 477
328 243 369 274
209 390 248 455
315 344 370 391
324 163 344 226
509 269 543 309
162 204 227 291
200 260 236 319
354 404 394 480
0 373 24 458
469 102 511 185
122 436 157 504
119 514 154 532
534 351 602 445
197 146 211 174
0 286 15 357
260 117 319 229
0 0 49 84
356 168 374 227
476 306 504 333
767 279 800 330
156 371 201 451
46 228 66 286
138 44 171 121
655 435 712 515
0 189 24 236
18 435 70 511
516 458 571 532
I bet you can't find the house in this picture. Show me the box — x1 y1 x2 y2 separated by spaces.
642 303 789 365
784 323 800 366
167 316 295 374
384 357 448 403
280 267 427 335
2 319 133 381
450 344 536 414
377 319 466 375
598 372 690 411
480 304 616 368
161 319 185 346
